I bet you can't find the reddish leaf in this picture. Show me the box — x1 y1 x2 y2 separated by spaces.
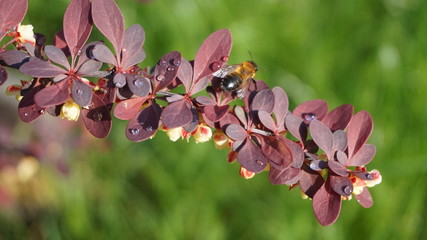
299 166 324 199
18 84 45 123
193 29 232 82
237 139 268 173
183 108 199 133
44 45 70 69
195 96 215 105
332 130 347 153
328 159 349 177
71 79 92 107
347 111 373 159
225 124 247 141
322 104 354 131
153 51 181 92
176 57 193 92
63 0 92 57
269 166 300 185
113 97 147 120
0 0 28 40
75 41 101 68
81 92 112 138
329 175 353 196
20 57 66 77
348 144 376 167
312 183 342 226
77 59 102 76
272 86 289 129
121 24 145 68
0 66 7 86
258 110 277 132
234 106 248 127
126 102 162 142
161 99 192 129
113 73 126 88
285 113 307 144
293 99 328 124
53 30 70 57
310 119 334 160
0 50 30 68
251 89 275 113
126 74 151 97
281 137 304 168
261 136 293 170
355 187 373 208
34 80 69 107
91 44 117 65
92 0 124 54
189 75 210 95
202 105 229 122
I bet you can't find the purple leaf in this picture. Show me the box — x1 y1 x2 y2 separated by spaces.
310 119 334 159
20 57 66 77
354 187 373 208
75 41 101 68
293 99 328 124
348 144 376 167
285 113 307 144
126 74 151 97
193 29 232 82
113 97 148 120
77 60 102 76
282 138 304 168
202 105 229 122
44 45 70 69
71 79 92 107
161 99 192 129
53 30 71 57
166 94 184 103
91 44 117 65
189 75 210 95
225 124 247 141
299 166 324 199
328 159 349 177
312 183 342 226
0 50 30 68
234 106 248 127
269 166 300 185
92 0 124 54
121 24 145 68
322 104 354 131
113 73 126 88
272 86 289 128
0 66 7 86
18 84 45 123
237 139 268 173
258 110 277 132
332 130 347 153
336 150 348 165
81 92 112 138
34 80 69 107
329 175 353 197
251 89 275 113
183 108 199 133
195 96 216 105
153 51 181 92
0 0 28 40
63 0 92 57
176 57 193 92
347 111 373 159
261 136 293 170
126 102 162 142
121 49 146 70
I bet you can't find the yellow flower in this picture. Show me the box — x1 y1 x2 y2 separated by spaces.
16 24 36 46
60 99 80 121
165 127 183 142
213 130 230 149
192 123 212 143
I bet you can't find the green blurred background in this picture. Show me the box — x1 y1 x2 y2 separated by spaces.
1 0 426 239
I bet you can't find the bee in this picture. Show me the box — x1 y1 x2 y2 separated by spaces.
213 61 258 98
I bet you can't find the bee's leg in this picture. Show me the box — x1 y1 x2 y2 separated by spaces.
236 88 245 99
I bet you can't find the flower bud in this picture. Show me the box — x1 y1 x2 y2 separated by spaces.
60 99 81 121
213 130 229 149
240 166 255 179
364 169 382 188
165 127 183 142
192 124 212 143
16 24 36 46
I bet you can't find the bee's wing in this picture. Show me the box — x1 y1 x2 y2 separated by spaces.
213 64 240 78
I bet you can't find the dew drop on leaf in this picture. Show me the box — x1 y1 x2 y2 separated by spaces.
210 62 222 71
343 185 353 195
76 89 84 95
122 48 127 52
303 113 316 122
133 79 145 88
115 82 123 88
365 173 373 180
173 59 181 66
94 111 103 121
156 74 165 81
255 160 265 166
39 109 45 114
77 50 82 56
167 66 175 71
24 112 29 117
146 126 153 132
158 59 167 66
129 128 140 135
221 56 229 62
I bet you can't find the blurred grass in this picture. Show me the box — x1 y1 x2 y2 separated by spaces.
1 0 427 239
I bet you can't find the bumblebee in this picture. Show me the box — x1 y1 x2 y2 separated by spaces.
213 61 258 98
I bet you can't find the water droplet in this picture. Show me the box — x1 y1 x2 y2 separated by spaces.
76 89 84 95
167 66 175 71
129 128 140 135
24 112 29 117
94 111 103 121
303 113 316 122
156 74 165 81
115 82 123 88
123 102 128 108
134 79 144 88
310 162 319 170
77 50 82 56
255 160 264 166
158 59 167 66
210 62 222 71
221 56 229 62
39 109 45 114
122 48 127 52
343 185 353 195
145 126 153 132
365 173 373 180
173 59 181 66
